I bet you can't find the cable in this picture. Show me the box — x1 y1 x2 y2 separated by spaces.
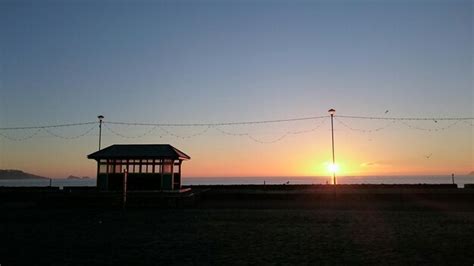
337 115 472 121
0 114 472 142
214 119 327 144
103 123 160 139
335 117 396 133
248 133 289 144
400 121 460 132
0 125 97 141
42 124 98 139
0 121 97 130
105 115 327 127
0 128 42 141
103 123 211 139
0 115 471 130
158 126 211 139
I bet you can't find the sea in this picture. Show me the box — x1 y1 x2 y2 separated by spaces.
0 175 472 188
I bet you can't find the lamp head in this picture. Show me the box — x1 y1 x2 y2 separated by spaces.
98 115 104 121
328 109 336 115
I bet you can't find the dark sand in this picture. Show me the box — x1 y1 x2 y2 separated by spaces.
1 185 474 265
1 208 474 265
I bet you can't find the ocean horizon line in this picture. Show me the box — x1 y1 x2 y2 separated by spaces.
1 175 472 188
2 174 471 180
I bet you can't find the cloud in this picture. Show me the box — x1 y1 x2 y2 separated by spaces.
360 161 392 168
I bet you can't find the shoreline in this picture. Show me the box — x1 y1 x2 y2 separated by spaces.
1 184 473 210
1 174 472 185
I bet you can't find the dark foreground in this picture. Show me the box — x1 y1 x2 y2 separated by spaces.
2 209 474 265
1 185 474 265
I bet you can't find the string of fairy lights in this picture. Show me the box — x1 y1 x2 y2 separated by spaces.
0 114 472 143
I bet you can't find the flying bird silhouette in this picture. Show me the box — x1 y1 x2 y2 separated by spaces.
425 154 432 159
385 110 389 114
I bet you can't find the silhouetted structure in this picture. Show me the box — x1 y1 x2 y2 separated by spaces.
87 144 190 191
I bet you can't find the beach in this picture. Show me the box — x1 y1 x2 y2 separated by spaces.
1 208 473 265
1 185 474 265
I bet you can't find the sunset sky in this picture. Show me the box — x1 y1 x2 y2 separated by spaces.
0 0 472 179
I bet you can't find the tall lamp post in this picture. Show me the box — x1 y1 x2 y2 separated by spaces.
98 115 104 150
328 109 336 185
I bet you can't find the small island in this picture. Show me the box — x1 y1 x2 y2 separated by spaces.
66 175 91 180
0 169 49 180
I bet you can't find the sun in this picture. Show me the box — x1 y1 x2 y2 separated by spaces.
327 163 339 173
304 161 345 176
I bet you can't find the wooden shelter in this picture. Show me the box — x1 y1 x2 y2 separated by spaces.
87 144 190 191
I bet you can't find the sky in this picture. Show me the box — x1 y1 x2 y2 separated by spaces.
0 0 472 179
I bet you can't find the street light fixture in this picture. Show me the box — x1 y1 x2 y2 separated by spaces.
328 109 336 185
98 115 104 150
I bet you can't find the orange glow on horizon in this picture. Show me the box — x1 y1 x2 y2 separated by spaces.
1 118 472 179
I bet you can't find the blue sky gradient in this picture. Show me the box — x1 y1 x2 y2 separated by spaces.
0 0 472 177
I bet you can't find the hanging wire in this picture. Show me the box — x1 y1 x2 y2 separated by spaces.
0 114 472 142
0 128 42 141
214 119 327 144
213 126 289 144
400 120 460 132
336 115 472 121
0 115 471 130
248 133 289 144
213 127 249 136
103 123 160 139
43 124 97 139
158 126 211 139
335 117 396 133
105 115 327 127
0 121 97 130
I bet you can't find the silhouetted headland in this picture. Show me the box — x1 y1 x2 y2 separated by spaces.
0 169 48 180
66 175 91 180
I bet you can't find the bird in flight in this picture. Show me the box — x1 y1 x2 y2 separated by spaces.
425 153 432 159
385 110 389 114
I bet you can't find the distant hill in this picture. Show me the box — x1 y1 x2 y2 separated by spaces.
468 171 474 176
0 169 49 180
66 175 91 180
